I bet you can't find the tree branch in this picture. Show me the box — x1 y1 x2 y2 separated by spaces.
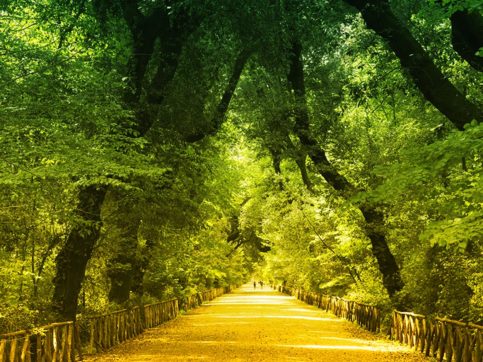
343 0 482 129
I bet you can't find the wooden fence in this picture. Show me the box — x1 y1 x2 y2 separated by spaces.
82 305 144 354
391 311 483 362
0 322 77 362
85 287 231 354
277 285 483 362
201 287 228 302
144 299 179 329
181 287 230 311
183 293 203 311
1 286 231 362
280 287 381 333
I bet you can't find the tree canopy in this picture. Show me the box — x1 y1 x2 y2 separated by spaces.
0 0 481 331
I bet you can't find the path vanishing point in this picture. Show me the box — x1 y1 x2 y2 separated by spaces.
85 285 429 361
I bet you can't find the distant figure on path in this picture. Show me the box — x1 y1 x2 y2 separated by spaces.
253 281 256 289
259 280 264 289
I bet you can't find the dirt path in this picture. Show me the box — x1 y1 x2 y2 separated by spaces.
85 285 430 361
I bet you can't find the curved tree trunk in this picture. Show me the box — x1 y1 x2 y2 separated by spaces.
294 154 312 191
288 41 354 192
52 185 107 320
185 48 252 142
106 46 250 304
359 205 404 297
51 3 192 321
343 0 482 129
104 189 143 304
287 39 405 299
450 10 483 72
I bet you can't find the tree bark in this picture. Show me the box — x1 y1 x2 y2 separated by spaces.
343 0 482 129
104 190 142 304
288 40 355 194
269 147 283 175
294 154 312 191
287 39 405 298
51 4 193 320
359 205 404 297
52 185 107 320
122 5 166 101
268 146 285 190
284 134 313 191
185 48 252 142
450 10 483 72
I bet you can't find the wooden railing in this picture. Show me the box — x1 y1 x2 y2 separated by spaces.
1 286 231 361
144 299 179 329
183 293 203 311
279 287 381 333
81 298 180 354
201 287 228 302
85 287 231 354
277 285 483 362
0 321 77 362
391 311 483 362
182 287 230 312
82 305 144 354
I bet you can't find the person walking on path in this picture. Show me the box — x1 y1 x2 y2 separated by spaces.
253 281 256 289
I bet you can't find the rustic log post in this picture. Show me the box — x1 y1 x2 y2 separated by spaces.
74 323 82 362
9 338 17 362
19 335 29 362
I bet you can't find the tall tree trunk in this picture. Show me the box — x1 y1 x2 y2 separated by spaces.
105 192 158 305
52 185 107 320
359 205 404 297
104 190 142 304
343 0 482 129
123 7 166 101
269 147 283 175
185 48 252 142
287 39 405 299
268 146 285 190
294 154 312 191
288 42 354 193
106 45 249 304
51 5 191 320
450 10 483 72
138 34 185 135
284 134 312 190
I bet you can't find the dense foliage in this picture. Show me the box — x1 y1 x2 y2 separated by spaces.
0 0 481 332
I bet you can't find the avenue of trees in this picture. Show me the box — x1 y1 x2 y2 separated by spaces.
0 0 481 332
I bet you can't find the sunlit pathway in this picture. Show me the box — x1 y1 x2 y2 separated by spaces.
85 285 429 361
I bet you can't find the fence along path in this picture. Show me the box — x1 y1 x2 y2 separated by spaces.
0 287 229 362
391 311 482 362
291 288 381 333
282 287 483 362
0 322 75 362
81 285 427 362
3 285 481 361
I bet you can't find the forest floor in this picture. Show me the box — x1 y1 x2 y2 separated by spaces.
84 285 431 361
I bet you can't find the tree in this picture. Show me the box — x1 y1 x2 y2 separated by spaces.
342 0 482 129
285 38 404 299
1 0 481 328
